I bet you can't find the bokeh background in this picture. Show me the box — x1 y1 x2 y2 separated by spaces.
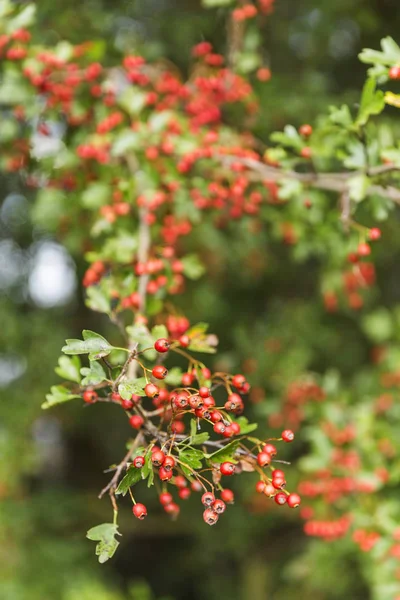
2 1 400 599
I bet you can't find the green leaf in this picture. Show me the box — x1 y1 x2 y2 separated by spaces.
359 37 400 67
118 88 147 116
0 70 31 105
42 385 81 410
151 324 169 340
202 0 234 6
362 309 393 343
112 131 141 156
191 432 210 445
165 367 183 386
234 416 258 435
62 330 115 360
118 377 147 400
206 440 240 463
115 467 144 496
348 174 370 202
179 448 204 470
82 183 110 209
142 450 154 487
86 523 121 564
31 188 66 231
181 254 206 280
86 286 111 315
55 356 81 383
80 361 107 386
328 105 353 128
6 4 36 33
271 125 303 150
356 78 385 127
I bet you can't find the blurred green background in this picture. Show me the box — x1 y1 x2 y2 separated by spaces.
2 1 400 599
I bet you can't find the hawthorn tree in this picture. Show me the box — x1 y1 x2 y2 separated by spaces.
2 1 400 596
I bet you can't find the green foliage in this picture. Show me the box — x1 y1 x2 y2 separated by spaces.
86 523 121 564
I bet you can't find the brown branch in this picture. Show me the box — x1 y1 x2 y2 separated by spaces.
98 432 144 503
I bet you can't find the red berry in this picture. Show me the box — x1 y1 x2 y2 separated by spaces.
230 422 241 435
201 492 215 506
210 410 222 423
159 466 173 481
182 372 194 386
232 374 246 389
173 392 189 408
263 443 277 456
152 365 168 380
287 493 301 508
274 493 287 506
272 477 286 490
133 456 145 468
389 66 400 80
145 383 159 398
159 492 173 506
220 489 234 504
299 124 313 137
257 452 272 467
222 425 235 438
179 335 190 347
203 507 219 526
300 146 312 159
189 395 203 409
213 422 226 435
191 480 203 492
163 455 176 471
174 475 187 488
151 450 166 467
178 487 191 500
83 389 98 404
263 483 276 497
111 392 122 402
256 480 266 493
212 499 226 514
220 462 236 476
154 338 170 353
369 228 381 241
164 502 180 516
357 243 371 257
129 415 144 429
132 503 147 519
272 469 285 479
281 429 294 443
121 398 134 410
199 386 210 398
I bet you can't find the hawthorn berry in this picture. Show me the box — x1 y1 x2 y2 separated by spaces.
220 489 235 504
151 450 166 467
201 492 215 506
369 227 381 241
199 386 210 398
287 493 301 508
281 429 295 443
232 374 246 389
163 455 176 471
159 467 173 482
256 480 266 493
164 502 180 516
178 487 191 500
133 456 145 468
220 462 236 476
357 243 371 257
257 452 272 467
145 383 160 398
389 66 400 79
213 421 226 435
154 338 170 353
263 443 277 456
300 146 312 159
212 499 226 514
83 389 98 404
263 483 276 497
274 493 287 506
179 334 190 347
299 124 313 137
174 475 187 488
203 508 219 526
129 415 144 429
132 503 147 519
272 477 286 490
159 492 173 506
121 398 134 410
191 480 202 492
152 365 168 380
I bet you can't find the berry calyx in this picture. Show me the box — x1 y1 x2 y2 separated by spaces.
203 507 219 526
132 503 147 519
154 338 170 353
220 462 236 476
201 492 215 506
212 499 226 514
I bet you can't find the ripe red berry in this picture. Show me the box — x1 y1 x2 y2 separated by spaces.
257 452 272 467
230 422 241 435
220 462 236 476
132 503 147 519
133 456 145 468
145 383 159 398
121 398 134 410
272 469 285 479
151 450 166 467
299 124 313 137
220 488 235 504
222 425 235 438
201 492 215 506
164 502 180 516
159 492 173 506
163 455 176 471
152 365 168 380
287 493 301 508
179 334 190 347
369 228 381 241
199 386 210 398
174 475 187 488
263 483 276 497
182 372 194 386
300 146 312 159
212 499 226 514
159 466 173 481
357 243 371 257
256 480 266 493
129 415 144 429
232 374 246 388
210 410 222 423
272 477 286 490
281 429 295 443
213 421 226 435
263 443 277 456
154 338 170 353
389 66 400 80
83 389 98 404
173 392 189 408
189 395 203 409
178 487 191 500
191 480 203 492
203 508 219 526
274 493 287 506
